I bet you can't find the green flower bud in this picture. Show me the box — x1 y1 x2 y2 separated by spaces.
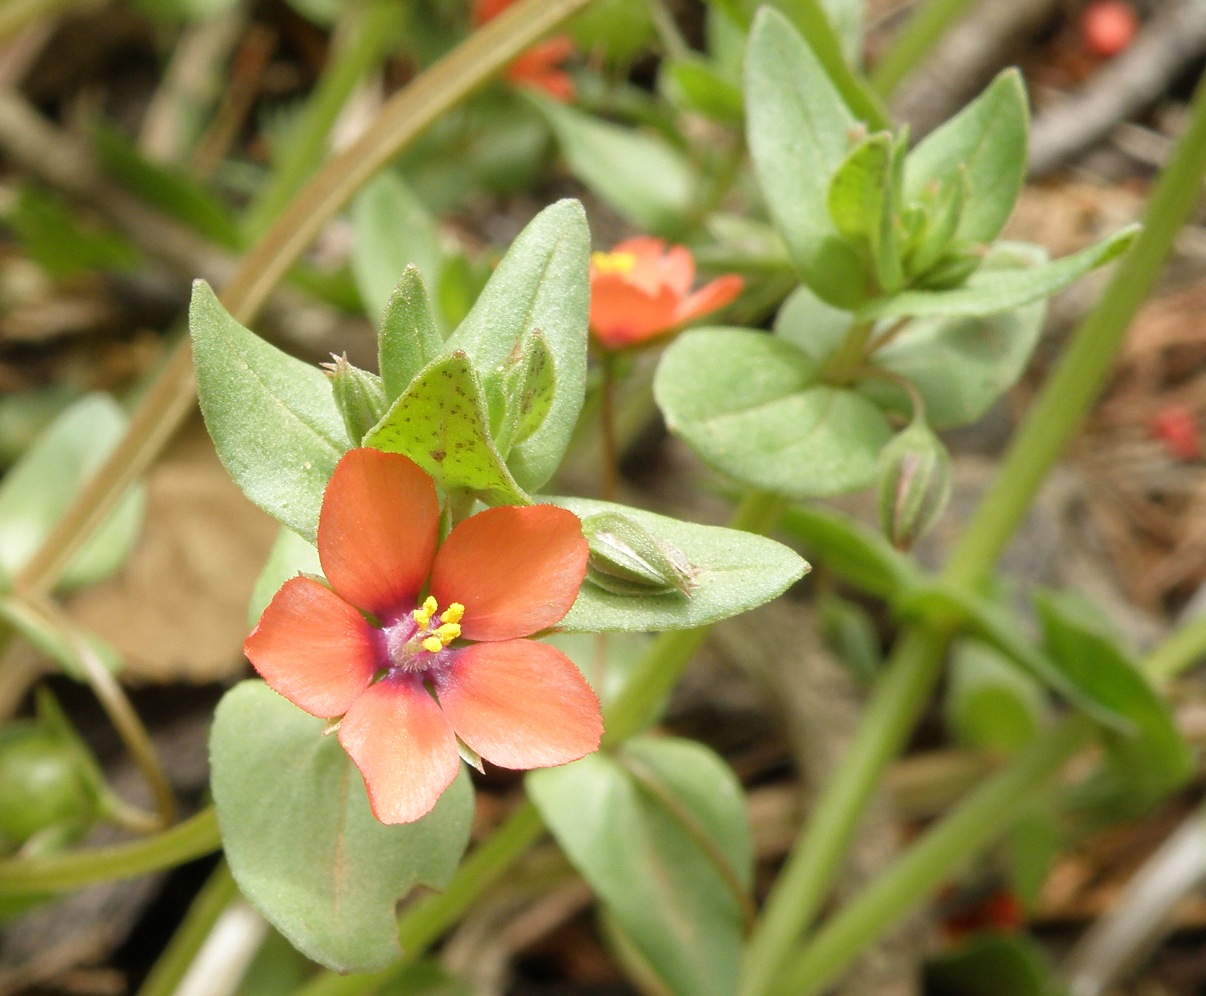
877 418 952 550
0 724 98 847
582 512 696 597
323 354 388 444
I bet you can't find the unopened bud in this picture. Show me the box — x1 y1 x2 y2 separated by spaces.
877 419 952 550
323 354 388 444
582 512 696 597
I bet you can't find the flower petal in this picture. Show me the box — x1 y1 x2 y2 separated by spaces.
674 274 744 326
430 505 587 641
589 274 679 349
338 675 460 825
435 640 602 769
317 448 439 622
244 576 380 718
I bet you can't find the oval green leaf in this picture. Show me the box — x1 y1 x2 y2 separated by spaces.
211 681 474 972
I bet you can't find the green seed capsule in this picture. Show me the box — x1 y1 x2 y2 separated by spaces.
0 725 97 846
877 418 952 550
582 512 696 597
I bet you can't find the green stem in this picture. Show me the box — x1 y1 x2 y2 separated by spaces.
738 624 952 996
0 807 219 895
944 68 1206 588
742 66 1206 996
820 320 875 384
138 861 239 996
1143 611 1206 686
868 0 977 98
245 0 405 238
780 716 1094 994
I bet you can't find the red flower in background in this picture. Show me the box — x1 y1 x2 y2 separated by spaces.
245 448 602 824
474 0 576 102
589 237 744 350
1151 404 1202 462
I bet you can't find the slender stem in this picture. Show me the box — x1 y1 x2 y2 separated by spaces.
138 861 239 996
600 352 620 501
740 69 1206 995
780 717 1094 994
1143 612 1206 686
944 67 1206 588
868 0 977 97
13 0 598 602
821 320 875 384
33 595 176 828
0 807 219 895
739 624 952 996
245 0 405 237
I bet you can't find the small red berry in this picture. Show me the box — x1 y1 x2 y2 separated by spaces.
1150 405 1202 462
1081 0 1139 58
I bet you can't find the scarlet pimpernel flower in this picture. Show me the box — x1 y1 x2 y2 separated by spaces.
474 0 576 102
589 237 744 350
244 448 602 824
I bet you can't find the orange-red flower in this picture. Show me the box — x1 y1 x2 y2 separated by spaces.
589 237 744 350
244 448 602 824
474 0 575 102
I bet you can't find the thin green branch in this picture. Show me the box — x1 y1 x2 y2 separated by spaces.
741 59 1206 996
869 0 978 97
138 861 240 996
0 807 219 895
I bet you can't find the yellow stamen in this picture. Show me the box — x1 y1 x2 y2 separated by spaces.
591 251 637 275
422 635 444 654
413 595 438 626
435 622 461 643
440 602 465 624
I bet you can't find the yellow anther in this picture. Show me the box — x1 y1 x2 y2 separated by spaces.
435 622 461 643
440 602 465 625
413 595 439 626
591 251 637 275
421 635 444 654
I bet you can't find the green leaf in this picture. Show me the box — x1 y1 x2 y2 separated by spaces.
552 497 808 633
190 281 347 543
211 681 474 972
828 131 903 293
904 70 1029 248
528 737 752 996
863 245 1048 427
772 284 853 364
745 7 858 297
779 502 918 600
93 119 242 248
655 327 893 496
1035 589 1192 806
661 57 744 124
363 353 530 507
10 187 139 279
533 97 695 236
0 393 144 593
378 266 445 402
926 935 1057 996
247 527 322 629
859 227 1139 320
444 200 589 493
486 327 557 455
351 173 445 330
946 639 1046 753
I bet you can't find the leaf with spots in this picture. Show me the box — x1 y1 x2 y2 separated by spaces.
210 681 474 972
363 352 531 507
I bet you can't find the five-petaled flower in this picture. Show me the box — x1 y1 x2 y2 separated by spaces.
474 0 576 102
244 447 603 824
589 237 744 350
